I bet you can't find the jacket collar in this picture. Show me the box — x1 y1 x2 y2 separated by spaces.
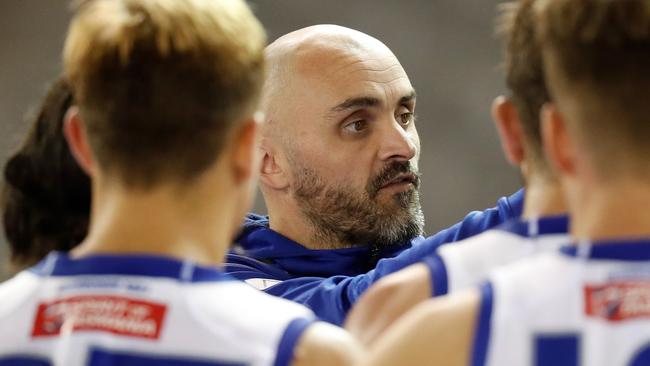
233 214 417 277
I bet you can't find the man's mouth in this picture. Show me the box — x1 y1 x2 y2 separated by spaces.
379 172 418 191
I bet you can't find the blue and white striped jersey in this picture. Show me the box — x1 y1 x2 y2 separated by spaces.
473 240 650 366
0 252 315 366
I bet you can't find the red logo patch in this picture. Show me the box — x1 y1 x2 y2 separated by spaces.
585 282 650 321
32 295 166 339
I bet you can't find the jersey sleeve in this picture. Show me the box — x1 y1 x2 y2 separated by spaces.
471 281 494 366
421 254 449 296
272 317 317 366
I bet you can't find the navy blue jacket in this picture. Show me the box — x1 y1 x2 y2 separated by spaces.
225 189 524 325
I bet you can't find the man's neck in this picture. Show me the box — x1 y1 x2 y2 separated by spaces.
570 180 650 241
521 179 567 220
72 182 232 267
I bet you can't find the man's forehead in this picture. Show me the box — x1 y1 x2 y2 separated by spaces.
294 48 412 102
264 26 414 118
292 37 399 76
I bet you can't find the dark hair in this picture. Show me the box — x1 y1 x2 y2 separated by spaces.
497 0 552 177
2 78 90 269
536 0 650 176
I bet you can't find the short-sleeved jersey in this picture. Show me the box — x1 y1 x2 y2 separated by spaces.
0 252 315 366
473 240 650 366
423 215 569 296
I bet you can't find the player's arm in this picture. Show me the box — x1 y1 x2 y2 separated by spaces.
290 321 365 366
345 262 432 346
356 288 482 366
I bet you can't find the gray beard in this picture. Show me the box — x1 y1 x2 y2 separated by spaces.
292 160 425 250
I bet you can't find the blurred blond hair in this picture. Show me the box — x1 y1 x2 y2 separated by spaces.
62 0 267 187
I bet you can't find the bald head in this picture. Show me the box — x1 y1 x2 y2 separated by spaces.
262 25 402 133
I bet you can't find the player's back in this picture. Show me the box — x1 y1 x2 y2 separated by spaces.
477 240 650 366
0 252 315 366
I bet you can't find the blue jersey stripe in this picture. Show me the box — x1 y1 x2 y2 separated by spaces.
0 356 50 366
496 215 568 238
88 348 245 366
422 255 449 296
28 252 235 283
560 241 650 261
471 281 494 366
534 333 580 366
273 317 316 366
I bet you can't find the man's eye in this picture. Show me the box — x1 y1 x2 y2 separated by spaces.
343 120 368 133
398 112 415 126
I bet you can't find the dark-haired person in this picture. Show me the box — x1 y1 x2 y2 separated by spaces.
225 24 525 325
346 0 568 344
2 78 89 270
0 1 361 365
359 0 650 364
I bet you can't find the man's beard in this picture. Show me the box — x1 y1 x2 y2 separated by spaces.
292 160 425 250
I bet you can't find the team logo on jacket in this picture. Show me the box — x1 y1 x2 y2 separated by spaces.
32 295 167 339
585 281 650 321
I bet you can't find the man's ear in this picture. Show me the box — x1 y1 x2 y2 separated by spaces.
541 103 576 176
63 106 95 175
492 96 526 166
259 138 290 191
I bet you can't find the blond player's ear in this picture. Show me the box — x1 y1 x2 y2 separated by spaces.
492 96 526 167
228 115 260 185
290 322 364 366
63 106 94 176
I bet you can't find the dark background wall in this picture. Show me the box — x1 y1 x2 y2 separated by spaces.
0 0 520 277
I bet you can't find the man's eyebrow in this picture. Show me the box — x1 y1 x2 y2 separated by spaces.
399 90 417 105
326 90 417 118
330 97 380 113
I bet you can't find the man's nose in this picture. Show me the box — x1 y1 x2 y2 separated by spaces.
377 120 418 162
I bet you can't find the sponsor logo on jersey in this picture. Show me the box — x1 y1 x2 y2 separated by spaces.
32 295 166 339
585 281 650 321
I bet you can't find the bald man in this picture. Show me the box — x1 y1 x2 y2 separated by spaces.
226 25 524 325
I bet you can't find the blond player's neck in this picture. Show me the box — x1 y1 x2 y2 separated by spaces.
570 180 650 242
521 177 567 220
72 180 232 267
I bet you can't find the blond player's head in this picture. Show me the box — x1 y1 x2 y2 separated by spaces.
64 0 266 189
62 0 266 242
535 0 650 182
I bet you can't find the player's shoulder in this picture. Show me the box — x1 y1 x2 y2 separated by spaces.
188 278 314 329
438 227 528 259
0 270 42 330
493 249 567 278
187 279 317 366
487 250 571 303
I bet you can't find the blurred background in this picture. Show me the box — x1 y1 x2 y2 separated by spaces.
0 0 520 277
